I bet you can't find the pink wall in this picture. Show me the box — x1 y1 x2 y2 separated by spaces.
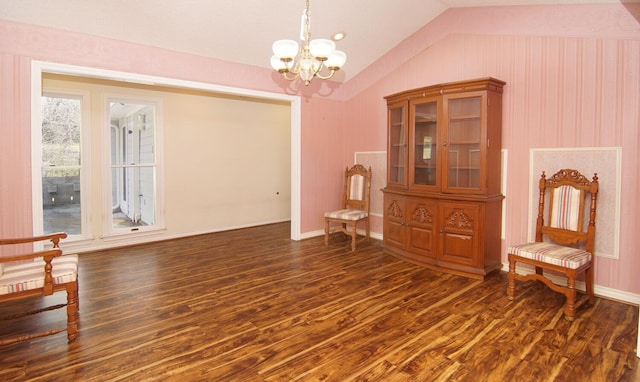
0 19 346 242
343 4 640 295
1 3 639 295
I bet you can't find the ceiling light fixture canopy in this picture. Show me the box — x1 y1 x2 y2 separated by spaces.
270 0 346 86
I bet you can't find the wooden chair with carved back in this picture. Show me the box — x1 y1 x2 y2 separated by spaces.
324 164 372 251
0 232 79 345
507 168 599 321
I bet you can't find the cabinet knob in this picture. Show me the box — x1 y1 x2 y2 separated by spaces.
442 141 447 148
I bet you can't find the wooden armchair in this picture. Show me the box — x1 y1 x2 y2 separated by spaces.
0 232 79 345
324 164 372 251
507 169 599 321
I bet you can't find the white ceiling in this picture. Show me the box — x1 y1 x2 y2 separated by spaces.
0 0 622 82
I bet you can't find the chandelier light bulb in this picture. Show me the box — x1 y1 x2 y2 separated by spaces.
308 39 336 60
272 40 299 60
325 50 347 70
270 55 290 72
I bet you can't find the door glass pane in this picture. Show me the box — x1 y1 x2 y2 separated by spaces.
110 102 156 231
413 101 438 186
41 96 82 235
388 105 406 185
447 97 481 190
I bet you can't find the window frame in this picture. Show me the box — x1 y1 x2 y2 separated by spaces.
101 94 165 239
32 89 92 243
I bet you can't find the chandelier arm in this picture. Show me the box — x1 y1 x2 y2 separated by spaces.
314 68 337 80
281 72 300 82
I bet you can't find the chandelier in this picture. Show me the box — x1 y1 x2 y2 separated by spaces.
270 0 347 86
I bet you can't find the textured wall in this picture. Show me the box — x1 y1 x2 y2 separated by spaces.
343 5 640 295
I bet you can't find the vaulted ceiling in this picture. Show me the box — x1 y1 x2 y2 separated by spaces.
0 0 621 82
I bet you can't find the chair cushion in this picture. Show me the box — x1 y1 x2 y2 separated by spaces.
0 254 78 295
324 209 368 221
349 175 364 201
508 242 591 269
550 185 581 230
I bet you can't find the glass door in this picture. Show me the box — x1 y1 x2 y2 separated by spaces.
107 99 161 235
387 101 407 188
409 98 439 191
442 93 484 193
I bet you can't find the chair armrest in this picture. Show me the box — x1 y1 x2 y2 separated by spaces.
0 249 62 264
0 232 68 248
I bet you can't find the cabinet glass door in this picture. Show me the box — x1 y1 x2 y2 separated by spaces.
443 94 483 192
387 102 407 187
410 99 438 189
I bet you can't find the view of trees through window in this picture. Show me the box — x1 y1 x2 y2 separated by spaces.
41 95 82 235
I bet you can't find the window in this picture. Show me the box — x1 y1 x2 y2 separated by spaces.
39 92 89 237
105 97 163 236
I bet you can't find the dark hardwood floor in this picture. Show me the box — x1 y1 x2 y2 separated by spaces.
0 222 638 381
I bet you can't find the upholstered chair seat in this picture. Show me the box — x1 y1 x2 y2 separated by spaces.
0 255 78 295
507 243 591 270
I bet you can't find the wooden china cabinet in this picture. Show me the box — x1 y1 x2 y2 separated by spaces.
382 78 505 280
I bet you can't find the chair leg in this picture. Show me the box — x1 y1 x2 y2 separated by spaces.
66 281 79 343
507 256 516 301
585 265 595 305
563 275 577 322
350 222 357 251
324 219 330 246
365 218 370 242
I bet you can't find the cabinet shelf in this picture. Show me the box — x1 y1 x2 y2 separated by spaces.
414 164 436 169
449 114 480 121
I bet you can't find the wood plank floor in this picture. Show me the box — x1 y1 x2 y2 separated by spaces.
0 222 638 381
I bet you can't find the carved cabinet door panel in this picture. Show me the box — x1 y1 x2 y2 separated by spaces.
438 202 481 267
383 195 406 250
406 197 438 259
